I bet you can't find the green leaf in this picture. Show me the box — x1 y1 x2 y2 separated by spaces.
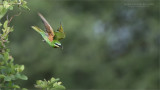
10 74 16 80
0 23 2 27
0 74 5 79
35 80 48 88
19 65 25 72
3 20 8 30
21 1 30 10
15 73 28 80
3 74 16 81
36 80 43 85
22 88 28 90
0 4 7 19
3 1 10 9
0 54 4 59
54 85 66 90
51 78 59 84
20 75 28 80
15 64 25 72
4 76 12 81
13 85 20 88
52 82 65 90
8 5 13 10
51 77 56 82
4 52 9 61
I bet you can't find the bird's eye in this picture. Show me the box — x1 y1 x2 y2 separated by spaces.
55 43 61 46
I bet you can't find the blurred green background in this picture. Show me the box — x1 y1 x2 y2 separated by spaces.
5 0 160 89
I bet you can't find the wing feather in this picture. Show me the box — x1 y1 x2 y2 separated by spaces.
38 13 55 39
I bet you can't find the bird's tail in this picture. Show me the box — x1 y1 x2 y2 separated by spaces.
31 26 44 34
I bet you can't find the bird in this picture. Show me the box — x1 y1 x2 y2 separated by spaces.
31 13 65 48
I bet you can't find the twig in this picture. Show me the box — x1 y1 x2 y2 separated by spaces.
0 0 22 5
7 12 21 25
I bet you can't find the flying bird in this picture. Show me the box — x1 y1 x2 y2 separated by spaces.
31 13 65 48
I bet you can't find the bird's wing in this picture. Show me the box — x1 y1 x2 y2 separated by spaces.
55 32 65 40
55 23 65 40
32 26 52 43
57 22 64 33
38 13 54 41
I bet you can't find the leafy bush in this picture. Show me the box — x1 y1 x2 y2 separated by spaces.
0 0 65 89
0 20 28 89
35 77 65 90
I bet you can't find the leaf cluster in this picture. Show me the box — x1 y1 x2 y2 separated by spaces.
0 0 65 90
0 20 28 89
35 77 65 90
0 0 29 19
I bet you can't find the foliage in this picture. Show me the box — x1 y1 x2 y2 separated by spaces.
0 20 28 89
35 77 65 90
0 0 65 89
0 0 29 19
0 0 29 89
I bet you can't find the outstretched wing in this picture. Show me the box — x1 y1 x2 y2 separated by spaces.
58 22 64 33
55 32 65 40
55 23 65 40
38 13 54 41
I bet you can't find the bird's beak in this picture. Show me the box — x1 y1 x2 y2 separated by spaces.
59 45 63 50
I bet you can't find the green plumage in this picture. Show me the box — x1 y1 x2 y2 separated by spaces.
31 13 65 48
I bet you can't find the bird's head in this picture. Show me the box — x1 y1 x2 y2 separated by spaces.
53 40 63 49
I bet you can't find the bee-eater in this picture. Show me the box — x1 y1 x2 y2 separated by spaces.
31 13 65 48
